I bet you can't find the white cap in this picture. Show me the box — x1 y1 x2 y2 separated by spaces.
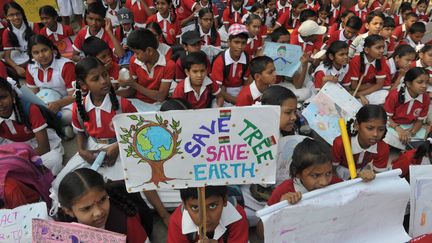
298 20 327 37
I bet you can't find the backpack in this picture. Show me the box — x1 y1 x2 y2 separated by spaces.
0 143 54 208
22 100 64 137
212 50 249 82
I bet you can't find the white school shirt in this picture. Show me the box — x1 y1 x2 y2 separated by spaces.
313 63 349 87
5 23 34 65
106 1 120 27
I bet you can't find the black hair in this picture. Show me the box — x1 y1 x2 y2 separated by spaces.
183 51 208 70
28 35 61 63
318 4 331 14
75 57 119 122
405 12 418 21
244 13 262 27
323 41 348 67
398 67 429 104
250 56 274 77
345 15 362 30
419 44 432 54
288 0 305 27
86 1 107 18
39 5 60 21
398 2 412 15
4 2 35 48
365 10 385 24
414 132 432 161
0 77 28 129
127 29 158 51
228 0 245 20
360 34 384 73
337 9 355 25
82 36 110 57
261 85 297 105
390 44 416 60
196 8 217 45
58 168 106 209
417 0 429 6
299 8 318 22
263 0 278 26
409 21 426 34
145 22 165 46
270 27 290 42
383 16 395 28
346 105 387 137
289 138 332 177
160 98 192 111
180 186 227 202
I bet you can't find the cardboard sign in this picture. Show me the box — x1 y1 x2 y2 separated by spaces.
0 202 48 243
263 42 303 77
32 219 126 243
302 82 362 144
113 106 280 192
257 170 411 243
409 165 432 237
15 0 58 23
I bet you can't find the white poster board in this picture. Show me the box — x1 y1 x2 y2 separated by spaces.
302 82 362 144
275 135 307 185
409 165 432 237
0 202 48 243
113 106 280 192
257 170 411 243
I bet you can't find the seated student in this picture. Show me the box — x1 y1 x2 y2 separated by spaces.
195 8 221 48
328 10 355 37
317 4 331 27
176 0 202 27
270 26 290 43
349 10 385 58
0 78 64 175
328 0 344 26
247 3 269 39
125 0 154 29
400 21 426 51
167 186 249 243
146 22 173 61
82 37 120 83
349 0 370 22
288 8 319 43
72 2 124 62
313 41 349 91
275 0 305 30
384 67 430 150
244 14 264 57
415 0 429 23
57 168 150 243
222 0 248 30
393 2 413 27
119 29 175 106
290 20 326 55
380 16 396 57
2 2 39 78
327 15 362 47
333 105 389 179
114 8 135 67
146 0 179 46
173 51 223 109
392 12 418 44
344 35 391 105
236 56 276 106
104 0 121 28
386 44 416 90
305 0 320 12
211 24 251 106
175 31 211 83
413 45 432 86
276 0 291 15
39 5 74 58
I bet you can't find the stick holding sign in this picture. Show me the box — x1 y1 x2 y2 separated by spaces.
198 187 207 240
336 105 357 179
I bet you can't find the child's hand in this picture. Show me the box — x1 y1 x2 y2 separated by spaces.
105 18 113 33
395 126 410 144
118 77 136 88
281 192 302 205
47 102 62 114
359 169 375 182
359 95 369 105
79 150 98 164
15 66 26 77
162 213 171 227
323 75 338 83
104 144 119 166
300 53 311 65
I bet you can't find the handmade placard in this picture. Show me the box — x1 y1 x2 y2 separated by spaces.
409 165 432 237
32 219 126 243
302 82 362 144
0 202 48 243
15 0 58 23
113 106 280 192
263 42 303 77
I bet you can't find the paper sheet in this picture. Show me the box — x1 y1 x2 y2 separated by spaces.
409 165 432 237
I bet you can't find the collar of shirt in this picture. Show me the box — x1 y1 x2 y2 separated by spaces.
0 112 18 135
231 6 242 14
85 26 105 39
131 0 142 9
199 1 209 8
181 201 242 240
108 2 120 12
11 22 27 33
31 54 58 71
277 1 290 11
354 4 367 13
46 22 64 37
363 57 376 67
224 49 247 65
293 178 309 193
404 87 423 104
340 30 352 41
247 36 258 45
199 24 211 37
402 24 407 33
351 135 377 155
184 76 213 98
387 58 397 76
406 35 420 47
331 4 340 18
306 1 315 8
134 51 167 73
0 112 16 124
85 92 112 113
156 12 171 23
249 81 262 101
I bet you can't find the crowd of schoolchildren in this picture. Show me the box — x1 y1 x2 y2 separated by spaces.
0 0 432 242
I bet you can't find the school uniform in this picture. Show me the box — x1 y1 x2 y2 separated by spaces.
327 29 356 47
276 11 300 29
176 0 197 23
392 24 408 43
172 76 221 109
2 22 40 65
391 149 422 178
343 54 390 104
305 0 319 12
349 4 369 22
327 22 342 37
0 20 7 50
197 1 219 19
0 61 7 79
106 1 121 27
146 13 180 45
40 23 74 43
223 7 248 26
393 14 404 27
413 60 432 79
157 42 173 61
290 34 323 54
167 202 249 243
384 37 395 56
371 0 390 13
386 57 402 85
73 27 115 54
276 0 291 15
211 49 250 106
332 135 389 180
400 36 423 51
199 24 221 47
328 4 343 26
313 63 349 90
416 9 429 23
235 81 262 106
349 32 368 58
129 52 175 104
125 0 155 28
267 177 342 206
0 104 64 175
175 54 211 83
244 35 263 57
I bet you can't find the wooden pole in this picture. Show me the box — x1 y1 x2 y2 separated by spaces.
338 118 357 179
198 187 207 240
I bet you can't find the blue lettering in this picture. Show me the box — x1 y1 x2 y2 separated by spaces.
194 164 207 180
199 120 216 134
218 117 230 133
242 163 255 177
209 164 221 179
185 142 201 157
220 164 231 179
231 163 242 178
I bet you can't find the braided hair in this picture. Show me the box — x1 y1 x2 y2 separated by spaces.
398 67 429 104
360 34 384 73
346 104 387 137
0 77 29 129
4 2 35 48
28 35 61 64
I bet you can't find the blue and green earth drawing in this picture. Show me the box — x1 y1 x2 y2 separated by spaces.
136 125 174 161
